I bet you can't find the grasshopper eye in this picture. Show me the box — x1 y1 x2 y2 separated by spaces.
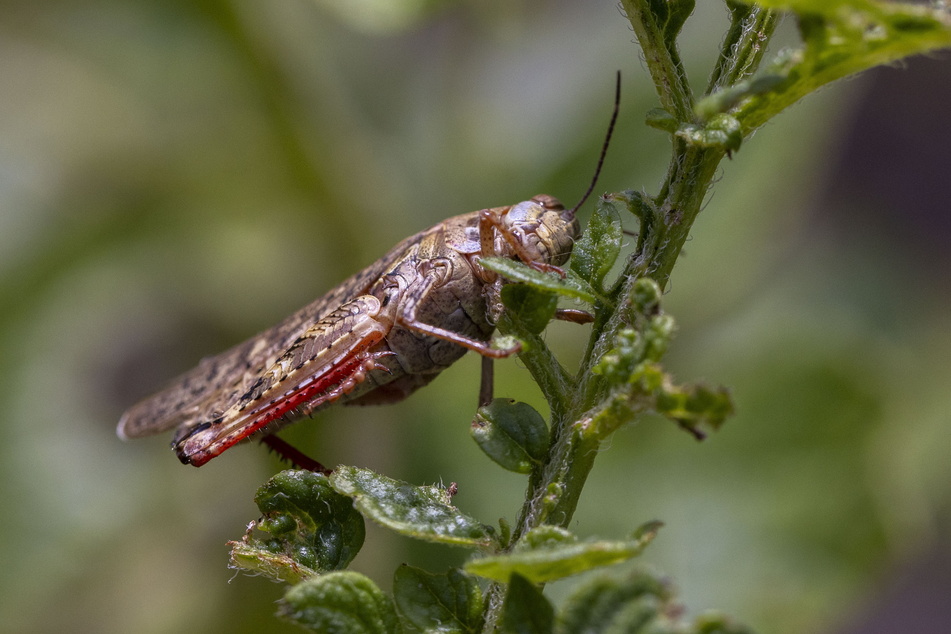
504 202 532 225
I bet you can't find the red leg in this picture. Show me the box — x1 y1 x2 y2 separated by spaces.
259 435 331 474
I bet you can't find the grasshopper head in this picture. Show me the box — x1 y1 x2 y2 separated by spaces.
496 74 621 271
502 194 580 267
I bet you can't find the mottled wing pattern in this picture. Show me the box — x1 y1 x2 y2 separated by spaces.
117 227 433 440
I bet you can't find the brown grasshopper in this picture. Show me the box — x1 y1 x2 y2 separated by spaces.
117 76 619 469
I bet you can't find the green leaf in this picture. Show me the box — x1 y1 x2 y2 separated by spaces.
500 284 558 335
653 381 735 440
585 277 735 442
675 114 742 152
591 292 674 388
608 190 657 223
229 470 365 583
638 0 696 50
722 1 951 132
464 522 661 583
470 399 549 474
558 570 670 634
695 74 786 119
331 466 497 548
645 107 678 133
660 0 696 46
517 525 576 550
480 257 598 304
630 278 663 316
229 542 318 586
570 197 623 292
602 192 661 262
278 571 401 634
691 612 755 634
558 570 755 634
393 566 483 633
690 613 753 634
500 574 555 634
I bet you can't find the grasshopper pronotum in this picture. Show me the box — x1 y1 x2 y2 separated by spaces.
118 76 619 468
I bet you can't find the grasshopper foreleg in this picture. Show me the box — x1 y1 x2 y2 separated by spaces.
477 208 566 277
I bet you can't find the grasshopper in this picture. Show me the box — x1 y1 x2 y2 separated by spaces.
117 76 619 469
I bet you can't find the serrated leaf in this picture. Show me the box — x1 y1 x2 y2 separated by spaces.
500 285 558 335
558 570 670 634
558 569 754 634
331 466 497 548
570 198 622 292
471 399 549 474
727 1 951 131
229 470 365 583
465 522 661 583
480 257 598 304
500 574 554 634
278 571 400 634
393 566 483 633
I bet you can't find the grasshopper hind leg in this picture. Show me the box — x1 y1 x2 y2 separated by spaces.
255 350 395 473
259 435 331 474
479 356 494 408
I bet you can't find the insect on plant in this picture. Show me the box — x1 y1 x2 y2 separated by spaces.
117 75 621 470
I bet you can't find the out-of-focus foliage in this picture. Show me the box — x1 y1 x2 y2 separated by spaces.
1 1 950 633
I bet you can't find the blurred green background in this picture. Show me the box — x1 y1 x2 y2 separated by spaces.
2 1 950 632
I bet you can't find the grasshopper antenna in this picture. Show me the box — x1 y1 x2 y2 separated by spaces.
565 70 621 219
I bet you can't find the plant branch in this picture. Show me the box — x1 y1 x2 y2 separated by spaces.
620 0 696 120
707 3 779 94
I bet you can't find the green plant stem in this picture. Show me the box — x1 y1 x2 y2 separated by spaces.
480 2 951 631
515 141 725 535
707 4 778 94
481 6 758 628
620 0 694 120
499 315 574 424
647 144 726 287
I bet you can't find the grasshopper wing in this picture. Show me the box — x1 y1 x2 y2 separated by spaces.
116 228 431 441
117 304 327 440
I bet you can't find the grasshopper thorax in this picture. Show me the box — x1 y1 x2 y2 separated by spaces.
501 194 580 267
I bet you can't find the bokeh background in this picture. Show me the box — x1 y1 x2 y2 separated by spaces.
2 1 950 632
